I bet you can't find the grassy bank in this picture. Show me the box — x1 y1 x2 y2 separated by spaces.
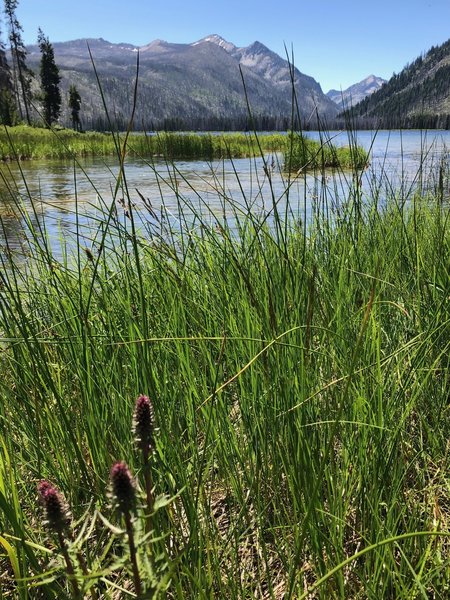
0 126 285 160
0 126 368 171
0 135 449 599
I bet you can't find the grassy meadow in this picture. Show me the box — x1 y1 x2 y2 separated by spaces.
0 126 449 599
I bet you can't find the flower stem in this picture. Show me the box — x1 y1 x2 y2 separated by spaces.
143 448 153 533
57 531 81 599
124 511 142 596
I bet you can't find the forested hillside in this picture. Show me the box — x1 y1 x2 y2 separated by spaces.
344 38 450 128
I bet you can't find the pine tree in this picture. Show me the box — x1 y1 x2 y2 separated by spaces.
68 84 81 131
4 0 33 124
38 28 61 126
0 18 15 125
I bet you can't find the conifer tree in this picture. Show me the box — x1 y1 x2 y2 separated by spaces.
4 0 32 124
0 19 15 125
68 84 81 131
37 28 61 126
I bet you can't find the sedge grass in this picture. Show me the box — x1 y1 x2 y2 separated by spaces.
284 131 369 172
0 126 286 161
0 125 449 599
0 126 368 173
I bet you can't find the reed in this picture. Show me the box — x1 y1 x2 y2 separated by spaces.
0 126 287 160
0 121 448 599
0 126 368 172
284 131 369 172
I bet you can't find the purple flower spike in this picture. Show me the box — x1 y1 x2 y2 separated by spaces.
133 394 155 454
37 480 70 533
110 461 136 514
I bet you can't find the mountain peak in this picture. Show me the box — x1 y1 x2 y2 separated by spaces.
192 34 236 53
326 74 386 108
246 40 270 53
139 39 171 52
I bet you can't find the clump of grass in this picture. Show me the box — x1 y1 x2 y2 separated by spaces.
0 123 448 598
284 131 369 172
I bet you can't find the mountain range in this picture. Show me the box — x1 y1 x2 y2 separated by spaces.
24 33 450 131
326 75 386 109
25 34 340 130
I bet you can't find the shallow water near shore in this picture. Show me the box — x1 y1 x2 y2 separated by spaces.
0 129 448 259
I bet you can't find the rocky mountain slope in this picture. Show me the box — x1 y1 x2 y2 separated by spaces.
25 35 339 130
327 75 386 109
346 38 450 128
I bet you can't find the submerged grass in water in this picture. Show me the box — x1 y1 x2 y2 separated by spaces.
0 128 449 598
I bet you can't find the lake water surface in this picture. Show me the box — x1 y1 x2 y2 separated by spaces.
1 130 449 258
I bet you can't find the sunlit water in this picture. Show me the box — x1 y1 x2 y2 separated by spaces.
0 130 449 260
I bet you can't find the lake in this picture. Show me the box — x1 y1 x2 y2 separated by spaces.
0 129 449 259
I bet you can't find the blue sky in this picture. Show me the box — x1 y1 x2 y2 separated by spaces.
10 0 450 92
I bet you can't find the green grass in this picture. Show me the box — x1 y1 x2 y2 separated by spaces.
0 126 285 160
0 125 115 160
284 131 369 172
0 129 448 599
0 126 368 172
